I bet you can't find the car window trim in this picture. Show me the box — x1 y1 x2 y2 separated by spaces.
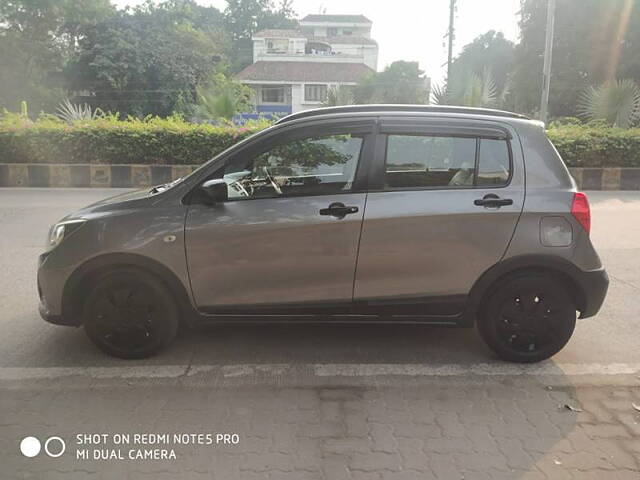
377 115 512 138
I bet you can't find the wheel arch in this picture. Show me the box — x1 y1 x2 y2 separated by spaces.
61 252 197 327
463 254 587 326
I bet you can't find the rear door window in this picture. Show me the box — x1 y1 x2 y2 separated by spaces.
383 134 511 189
385 135 477 188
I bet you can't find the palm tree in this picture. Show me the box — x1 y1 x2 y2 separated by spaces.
55 99 102 123
430 83 451 105
195 74 253 121
431 68 499 108
578 79 640 128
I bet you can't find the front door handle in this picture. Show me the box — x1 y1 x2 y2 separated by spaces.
319 202 359 219
474 194 513 208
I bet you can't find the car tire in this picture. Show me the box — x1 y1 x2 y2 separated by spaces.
477 273 576 363
83 268 179 359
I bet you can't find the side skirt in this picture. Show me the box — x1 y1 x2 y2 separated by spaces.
195 295 470 326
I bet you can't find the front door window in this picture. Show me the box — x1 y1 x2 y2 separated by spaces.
223 134 364 199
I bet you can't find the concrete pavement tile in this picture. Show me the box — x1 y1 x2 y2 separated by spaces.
349 452 402 472
534 455 575 480
369 423 398 453
241 452 294 473
318 453 350 480
590 438 639 470
323 438 371 454
426 452 463 479
495 437 536 470
580 423 632 439
396 438 427 471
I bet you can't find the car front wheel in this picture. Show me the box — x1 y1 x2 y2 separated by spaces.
477 273 577 363
83 268 179 359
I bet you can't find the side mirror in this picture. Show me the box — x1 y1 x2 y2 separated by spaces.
200 178 228 204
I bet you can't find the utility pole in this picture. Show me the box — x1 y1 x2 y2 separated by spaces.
446 0 456 84
539 0 556 124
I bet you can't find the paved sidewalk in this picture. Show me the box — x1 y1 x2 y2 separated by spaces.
2 374 639 479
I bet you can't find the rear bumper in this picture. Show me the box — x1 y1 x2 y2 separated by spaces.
575 267 609 319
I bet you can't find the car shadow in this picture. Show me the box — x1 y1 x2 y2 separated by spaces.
181 322 495 365
11 314 498 367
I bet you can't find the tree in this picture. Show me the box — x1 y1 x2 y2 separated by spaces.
578 79 640 128
0 0 115 113
449 31 514 94
354 61 429 104
194 73 253 120
511 0 640 117
66 1 225 117
224 0 297 72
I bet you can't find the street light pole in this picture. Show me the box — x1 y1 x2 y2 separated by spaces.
540 0 556 124
446 0 456 84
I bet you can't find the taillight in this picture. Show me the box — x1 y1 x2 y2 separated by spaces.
571 192 591 234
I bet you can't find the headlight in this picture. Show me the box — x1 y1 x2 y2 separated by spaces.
45 220 86 252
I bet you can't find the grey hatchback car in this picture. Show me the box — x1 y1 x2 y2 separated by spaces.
38 105 608 362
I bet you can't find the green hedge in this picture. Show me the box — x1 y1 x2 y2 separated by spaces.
1 115 640 167
0 115 270 165
547 125 640 168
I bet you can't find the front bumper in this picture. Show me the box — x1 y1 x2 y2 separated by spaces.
38 300 72 326
575 267 609 318
37 252 78 326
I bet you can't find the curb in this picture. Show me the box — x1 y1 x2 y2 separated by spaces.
1 164 640 190
568 167 640 190
0 164 199 188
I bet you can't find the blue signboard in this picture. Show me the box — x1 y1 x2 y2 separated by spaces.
256 105 292 115
234 105 292 125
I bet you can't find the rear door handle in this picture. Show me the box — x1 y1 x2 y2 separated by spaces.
474 194 513 208
319 202 359 218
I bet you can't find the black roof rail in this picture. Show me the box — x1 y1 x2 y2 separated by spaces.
275 104 530 124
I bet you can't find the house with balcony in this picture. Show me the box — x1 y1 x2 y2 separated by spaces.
236 14 378 115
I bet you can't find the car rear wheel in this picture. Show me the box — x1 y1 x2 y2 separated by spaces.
83 268 179 359
477 273 576 363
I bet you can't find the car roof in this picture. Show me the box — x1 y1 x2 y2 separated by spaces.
275 105 531 125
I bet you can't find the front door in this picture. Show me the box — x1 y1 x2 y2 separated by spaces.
354 119 525 316
185 123 373 311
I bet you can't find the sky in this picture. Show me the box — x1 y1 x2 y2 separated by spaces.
113 0 522 86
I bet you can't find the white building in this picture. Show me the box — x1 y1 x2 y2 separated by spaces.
237 14 378 115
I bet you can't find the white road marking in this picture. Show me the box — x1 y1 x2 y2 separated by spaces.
314 363 640 377
0 363 639 381
0 366 187 381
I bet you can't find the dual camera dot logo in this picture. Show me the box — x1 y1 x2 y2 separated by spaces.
20 436 65 458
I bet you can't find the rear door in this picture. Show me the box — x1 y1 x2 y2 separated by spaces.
185 119 375 311
353 117 525 315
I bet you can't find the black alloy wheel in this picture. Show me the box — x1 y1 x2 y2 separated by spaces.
478 274 576 363
83 269 179 359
